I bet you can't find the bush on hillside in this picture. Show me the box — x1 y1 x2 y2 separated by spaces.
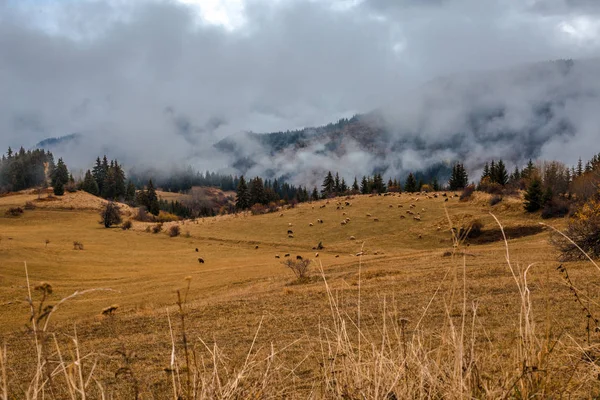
282 258 311 280
6 207 24 216
489 195 503 206
168 225 181 237
121 220 133 230
151 223 163 234
552 197 600 260
459 184 476 201
541 197 571 219
99 201 122 228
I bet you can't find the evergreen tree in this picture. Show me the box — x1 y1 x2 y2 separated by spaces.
334 172 341 194
524 178 543 212
235 176 251 210
432 177 439 191
146 179 160 216
321 171 335 197
405 173 418 193
448 163 468 190
352 177 359 193
360 176 369 194
340 178 348 193
51 158 69 195
494 159 508 186
311 186 319 201
481 162 490 181
125 181 136 203
577 157 583 176
249 177 266 205
523 159 535 179
82 170 99 196
92 157 105 195
114 160 126 199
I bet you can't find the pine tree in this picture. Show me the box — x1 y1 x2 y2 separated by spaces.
405 173 418 193
125 181 136 203
146 179 160 216
82 170 99 196
235 176 250 210
524 178 543 212
352 177 359 193
334 173 341 194
577 157 583 176
249 177 266 205
360 176 369 194
448 163 468 190
494 159 508 186
340 178 348 193
51 158 69 195
113 160 126 199
481 162 490 181
322 171 335 197
311 186 319 201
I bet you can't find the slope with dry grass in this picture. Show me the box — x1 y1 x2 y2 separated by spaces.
1 189 600 398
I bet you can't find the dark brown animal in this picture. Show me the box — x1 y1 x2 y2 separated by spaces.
198 258 205 264
296 255 303 260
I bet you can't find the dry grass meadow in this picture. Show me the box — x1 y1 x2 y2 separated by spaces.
2 189 600 398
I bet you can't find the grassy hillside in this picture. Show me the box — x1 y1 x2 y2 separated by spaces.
1 189 598 398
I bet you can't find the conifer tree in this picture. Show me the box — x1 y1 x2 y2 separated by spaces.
405 172 418 193
340 178 348 193
82 170 99 196
494 159 508 186
360 176 369 194
51 158 69 195
322 171 335 197
249 177 266 205
352 177 359 193
311 186 319 201
334 173 341 194
146 179 160 216
235 175 250 210
524 177 543 212
125 181 136 203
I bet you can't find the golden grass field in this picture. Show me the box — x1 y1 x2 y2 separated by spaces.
1 189 600 398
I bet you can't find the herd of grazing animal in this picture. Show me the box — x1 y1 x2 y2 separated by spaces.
189 191 454 266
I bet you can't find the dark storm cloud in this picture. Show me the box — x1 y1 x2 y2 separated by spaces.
0 0 599 184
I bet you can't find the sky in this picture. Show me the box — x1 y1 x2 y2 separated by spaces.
1 0 600 180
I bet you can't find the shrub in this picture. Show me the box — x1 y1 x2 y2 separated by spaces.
122 220 133 230
65 181 78 193
151 223 163 234
168 225 181 237
282 258 311 280
73 241 84 250
24 201 36 210
459 184 476 201
250 203 267 215
6 207 24 216
134 207 154 222
489 195 503 206
99 201 122 228
157 211 179 223
53 181 64 196
551 197 600 260
541 197 571 219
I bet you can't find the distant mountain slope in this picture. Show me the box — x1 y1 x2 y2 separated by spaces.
215 58 599 184
34 133 82 150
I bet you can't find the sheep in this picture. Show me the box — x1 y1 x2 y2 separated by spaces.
335 255 340 258
349 236 356 240
288 234 294 238
279 213 284 217
320 205 326 208
373 218 379 222
400 215 406 219
413 216 421 221
445 198 449 202
275 255 280 258
255 245 259 249
315 252 319 258
366 213 372 217
318 219 324 224
345 217 351 222
288 222 292 226
296 255 303 260
409 204 416 208
195 248 198 252
398 205 403 208
389 205 393 208
342 212 347 215
287 229 294 234
345 201 351 206
309 223 314 226
284 253 290 257
102 305 119 316
418 234 422 239
421 208 426 212
198 258 205 264
341 220 347 225
355 251 364 256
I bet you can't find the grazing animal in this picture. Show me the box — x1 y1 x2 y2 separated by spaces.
335 255 339 258
255 245 259 249
355 251 364 256
296 255 303 260
284 253 290 257
195 248 198 252
198 258 205 264
288 234 294 238
287 230 293 234
418 234 422 239
398 205 403 208
400 215 406 219
349 236 356 240
288 222 292 226
280 213 284 217
275 255 280 258
315 252 319 258
345 201 351 206
102 305 119 316
389 205 393 208
342 212 347 215
366 213 372 217
445 198 449 202
318 219 324 224
413 216 421 221
317 241 324 250
373 218 379 222
341 220 347 225
309 223 314 226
